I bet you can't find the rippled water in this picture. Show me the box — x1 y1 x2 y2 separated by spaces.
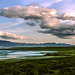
0 50 57 60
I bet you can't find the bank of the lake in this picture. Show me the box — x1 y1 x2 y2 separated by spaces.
0 50 58 60
0 46 75 60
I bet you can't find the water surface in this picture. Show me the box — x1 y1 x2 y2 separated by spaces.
0 50 57 60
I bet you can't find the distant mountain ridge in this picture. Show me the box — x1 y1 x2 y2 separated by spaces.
0 40 74 48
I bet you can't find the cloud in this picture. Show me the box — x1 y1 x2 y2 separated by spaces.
39 18 75 39
0 5 75 39
0 31 27 40
0 5 58 28
23 0 62 7
39 26 75 39
58 13 75 20
0 6 57 18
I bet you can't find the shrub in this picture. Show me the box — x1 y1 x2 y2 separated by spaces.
38 64 49 75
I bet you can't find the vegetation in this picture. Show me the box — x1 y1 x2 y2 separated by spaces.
0 56 75 75
0 46 75 75
1 46 75 51
44 52 71 56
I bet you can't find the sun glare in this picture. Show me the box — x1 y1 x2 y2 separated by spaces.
50 11 56 15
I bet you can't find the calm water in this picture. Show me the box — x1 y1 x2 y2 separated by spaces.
0 50 57 60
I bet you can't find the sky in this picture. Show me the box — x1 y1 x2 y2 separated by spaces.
0 0 75 45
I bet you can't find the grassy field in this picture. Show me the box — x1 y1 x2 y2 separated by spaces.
0 46 75 75
0 56 75 75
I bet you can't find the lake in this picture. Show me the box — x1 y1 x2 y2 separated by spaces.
0 50 57 60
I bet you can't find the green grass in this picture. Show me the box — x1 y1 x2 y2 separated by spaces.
0 56 75 75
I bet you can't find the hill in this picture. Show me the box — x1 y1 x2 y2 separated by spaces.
0 40 74 48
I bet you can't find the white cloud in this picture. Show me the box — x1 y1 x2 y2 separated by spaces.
0 31 27 40
0 6 57 18
58 13 75 20
0 5 75 39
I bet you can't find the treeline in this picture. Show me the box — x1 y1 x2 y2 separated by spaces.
1 46 75 51
0 56 75 75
